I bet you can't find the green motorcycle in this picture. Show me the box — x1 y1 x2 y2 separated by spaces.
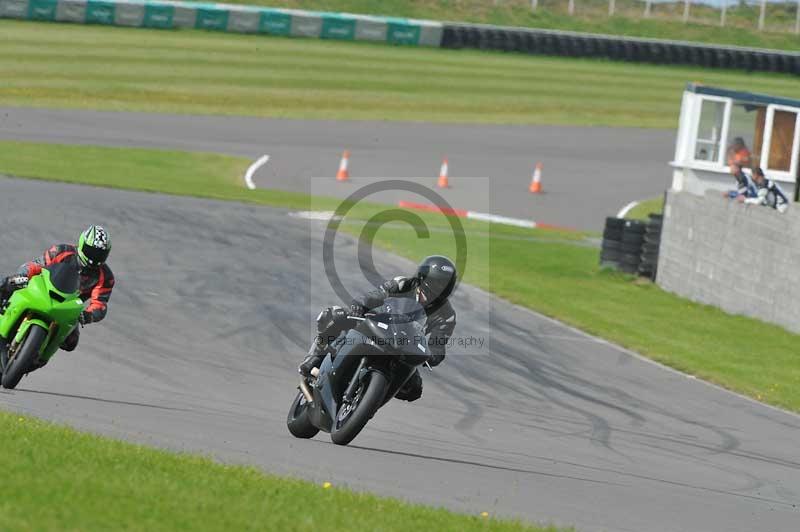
0 260 84 389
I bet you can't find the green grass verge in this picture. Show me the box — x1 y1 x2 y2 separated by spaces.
1 141 798 412
223 0 800 51
3 20 800 129
0 411 560 532
0 141 313 209
0 140 586 243
626 196 665 220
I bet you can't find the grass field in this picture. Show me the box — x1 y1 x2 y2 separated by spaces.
2 20 800 128
196 0 800 51
626 196 665 220
0 411 560 532
2 141 798 413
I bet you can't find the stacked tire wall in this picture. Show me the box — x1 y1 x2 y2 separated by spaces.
441 24 800 75
600 217 625 270
600 215 663 279
639 214 662 280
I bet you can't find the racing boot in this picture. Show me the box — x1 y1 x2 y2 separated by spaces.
0 277 12 307
394 370 423 402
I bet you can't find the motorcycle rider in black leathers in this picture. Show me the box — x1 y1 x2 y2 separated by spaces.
299 255 457 402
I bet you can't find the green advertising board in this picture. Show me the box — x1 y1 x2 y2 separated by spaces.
387 20 421 45
195 6 227 31
321 14 354 40
143 2 173 29
85 0 115 25
259 9 290 36
28 0 56 20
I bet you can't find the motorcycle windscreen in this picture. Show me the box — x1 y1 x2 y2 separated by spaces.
373 297 426 325
46 258 80 295
370 297 429 359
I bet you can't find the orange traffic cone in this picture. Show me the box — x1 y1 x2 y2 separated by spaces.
437 158 449 189
529 162 543 194
336 150 350 182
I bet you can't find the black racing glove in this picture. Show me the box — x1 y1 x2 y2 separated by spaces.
349 302 366 318
380 278 400 294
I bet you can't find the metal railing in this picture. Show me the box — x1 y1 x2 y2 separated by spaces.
496 0 800 34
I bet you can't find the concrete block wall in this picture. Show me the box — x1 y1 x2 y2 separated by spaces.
657 190 800 333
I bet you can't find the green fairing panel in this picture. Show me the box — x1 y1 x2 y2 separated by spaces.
0 268 84 361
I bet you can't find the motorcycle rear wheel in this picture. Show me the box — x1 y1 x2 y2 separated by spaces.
286 390 320 439
330 370 387 446
1 325 47 389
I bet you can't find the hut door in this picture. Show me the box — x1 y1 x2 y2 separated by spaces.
760 106 800 187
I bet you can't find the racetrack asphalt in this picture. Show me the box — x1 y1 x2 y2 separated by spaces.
1 176 798 532
0 108 676 231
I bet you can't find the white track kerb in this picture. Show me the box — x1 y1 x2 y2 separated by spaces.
616 200 640 218
465 211 537 229
244 154 270 190
397 200 575 231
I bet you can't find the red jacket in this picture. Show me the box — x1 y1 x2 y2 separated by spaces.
21 244 114 323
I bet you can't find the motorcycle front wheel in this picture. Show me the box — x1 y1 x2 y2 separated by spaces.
330 370 387 446
1 325 47 389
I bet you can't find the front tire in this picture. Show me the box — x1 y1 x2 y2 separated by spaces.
330 370 387 446
1 325 47 389
287 391 320 439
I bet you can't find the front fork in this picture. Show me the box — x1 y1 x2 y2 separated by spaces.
298 356 369 406
341 357 367 403
3 314 31 366
6 315 55 367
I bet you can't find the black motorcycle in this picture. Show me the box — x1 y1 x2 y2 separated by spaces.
287 297 431 446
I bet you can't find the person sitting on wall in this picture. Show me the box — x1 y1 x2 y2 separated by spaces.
747 167 790 213
725 137 756 198
724 170 758 202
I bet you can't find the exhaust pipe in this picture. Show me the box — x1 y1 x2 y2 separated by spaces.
299 377 314 404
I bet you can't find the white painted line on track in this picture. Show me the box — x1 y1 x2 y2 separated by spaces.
397 201 578 232
287 211 342 221
244 154 270 190
466 211 538 229
616 200 639 218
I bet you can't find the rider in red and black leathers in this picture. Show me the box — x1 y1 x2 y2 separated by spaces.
299 255 457 402
20 244 114 323
1 226 114 354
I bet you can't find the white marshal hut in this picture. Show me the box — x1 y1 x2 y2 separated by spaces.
671 83 800 202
